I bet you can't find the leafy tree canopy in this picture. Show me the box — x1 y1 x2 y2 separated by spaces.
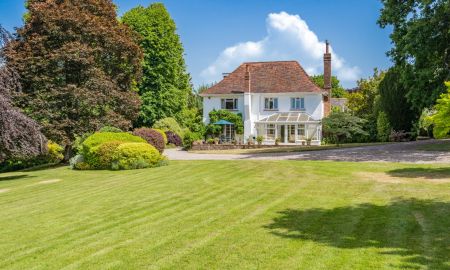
429 82 450 138
378 67 418 132
0 25 47 161
6 0 143 147
122 3 192 126
310 75 347 98
322 111 367 145
378 0 450 111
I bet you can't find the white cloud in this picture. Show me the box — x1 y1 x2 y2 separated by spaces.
200 11 360 86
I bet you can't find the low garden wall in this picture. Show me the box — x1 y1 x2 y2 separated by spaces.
191 144 296 151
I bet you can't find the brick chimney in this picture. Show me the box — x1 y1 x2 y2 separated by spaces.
323 40 332 116
245 64 251 93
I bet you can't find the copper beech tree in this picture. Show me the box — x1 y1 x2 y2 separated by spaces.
5 0 143 154
0 25 47 161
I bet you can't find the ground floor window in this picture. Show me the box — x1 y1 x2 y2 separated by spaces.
266 124 275 140
298 124 305 140
256 123 321 143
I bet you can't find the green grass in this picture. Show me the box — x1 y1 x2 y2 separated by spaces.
0 161 449 269
190 142 390 154
416 140 450 152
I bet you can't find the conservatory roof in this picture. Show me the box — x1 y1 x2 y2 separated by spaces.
256 112 319 123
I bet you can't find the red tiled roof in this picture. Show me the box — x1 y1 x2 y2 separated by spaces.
201 61 323 95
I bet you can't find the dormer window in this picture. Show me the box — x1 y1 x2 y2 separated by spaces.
264 98 278 110
221 98 238 110
291 97 305 111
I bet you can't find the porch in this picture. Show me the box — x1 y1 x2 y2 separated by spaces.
255 112 321 145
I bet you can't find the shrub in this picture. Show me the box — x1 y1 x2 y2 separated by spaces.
81 132 146 168
256 136 264 145
153 128 168 144
98 126 122 133
165 131 182 146
132 128 165 153
0 140 64 172
46 141 64 164
111 143 161 170
183 131 201 149
96 141 123 168
69 154 88 170
389 130 410 142
153 117 183 136
73 132 93 155
376 111 391 142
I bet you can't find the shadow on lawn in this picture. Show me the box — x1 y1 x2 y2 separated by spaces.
387 167 450 180
0 174 35 182
265 198 450 269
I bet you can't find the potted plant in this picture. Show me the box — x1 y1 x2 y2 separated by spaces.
256 136 264 147
275 137 280 146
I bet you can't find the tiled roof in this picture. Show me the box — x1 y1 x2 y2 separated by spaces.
201 61 323 95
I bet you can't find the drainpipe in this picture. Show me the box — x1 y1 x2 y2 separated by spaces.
244 64 252 143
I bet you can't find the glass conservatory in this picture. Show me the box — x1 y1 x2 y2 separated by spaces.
255 112 321 144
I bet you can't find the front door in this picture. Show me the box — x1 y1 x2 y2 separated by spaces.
278 125 285 143
288 125 296 143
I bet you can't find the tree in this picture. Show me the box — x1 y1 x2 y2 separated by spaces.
378 68 418 132
322 111 367 146
122 3 192 126
376 111 391 142
5 0 143 151
310 75 347 98
429 82 450 138
347 69 385 141
0 25 47 161
378 0 450 111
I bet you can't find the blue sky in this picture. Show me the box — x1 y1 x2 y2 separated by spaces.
0 0 393 88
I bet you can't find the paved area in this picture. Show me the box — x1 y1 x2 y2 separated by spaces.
165 140 450 164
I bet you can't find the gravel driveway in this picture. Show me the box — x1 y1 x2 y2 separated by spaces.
165 140 450 164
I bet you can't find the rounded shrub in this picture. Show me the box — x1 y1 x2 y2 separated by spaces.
165 131 182 146
112 143 161 170
98 126 122 133
82 132 146 168
96 141 123 168
132 128 165 153
153 128 168 144
153 117 183 137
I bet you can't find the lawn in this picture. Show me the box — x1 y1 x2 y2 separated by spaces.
0 161 449 269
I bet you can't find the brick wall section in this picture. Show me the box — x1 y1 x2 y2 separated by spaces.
191 144 298 151
323 41 332 116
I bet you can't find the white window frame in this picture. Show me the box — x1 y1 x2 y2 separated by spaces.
264 98 278 110
266 124 276 140
221 98 238 110
291 97 305 111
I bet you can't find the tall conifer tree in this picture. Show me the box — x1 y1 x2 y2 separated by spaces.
6 0 143 148
122 3 192 126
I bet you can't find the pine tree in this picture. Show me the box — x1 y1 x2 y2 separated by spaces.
122 3 192 126
5 0 143 149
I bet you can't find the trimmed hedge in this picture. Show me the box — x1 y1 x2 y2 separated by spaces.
165 131 182 146
112 143 162 170
81 132 146 169
132 128 165 153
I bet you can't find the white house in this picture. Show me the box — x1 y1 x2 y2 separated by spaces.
200 43 333 145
